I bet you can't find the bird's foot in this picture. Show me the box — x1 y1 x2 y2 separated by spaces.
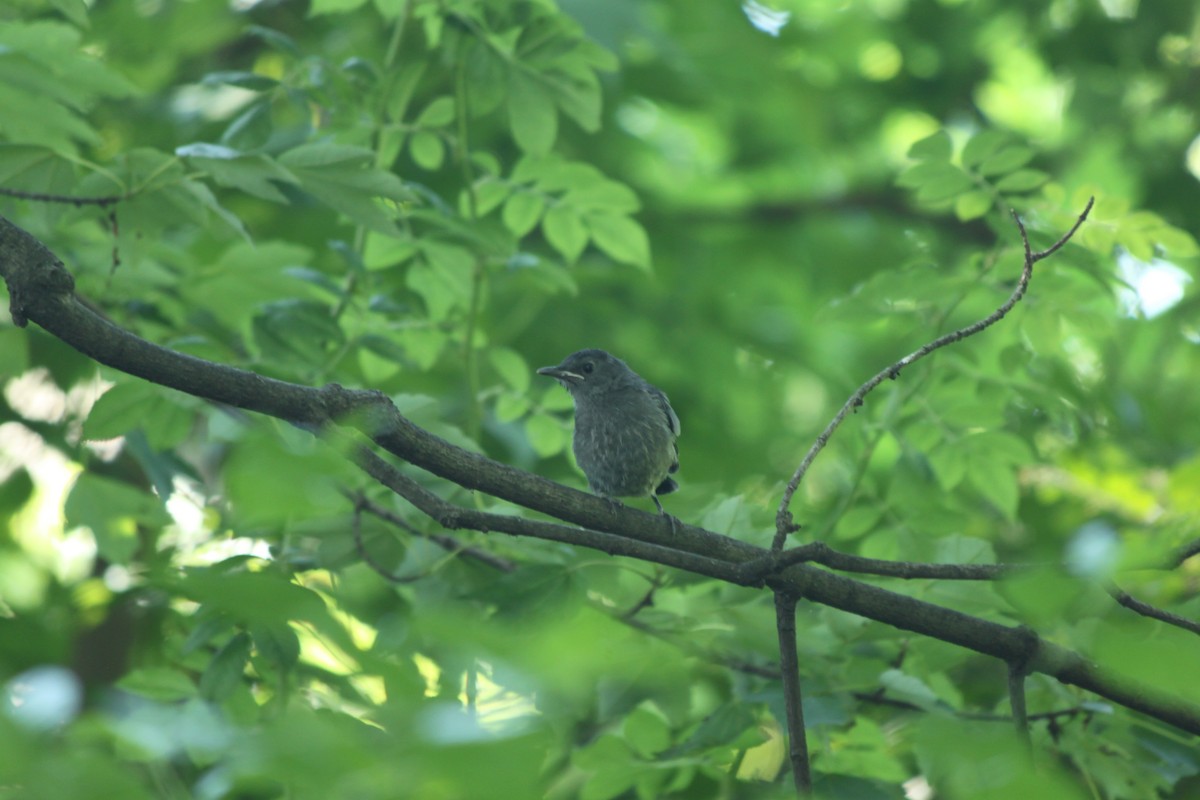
650 494 679 534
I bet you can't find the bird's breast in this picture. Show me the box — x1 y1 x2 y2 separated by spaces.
572 391 677 498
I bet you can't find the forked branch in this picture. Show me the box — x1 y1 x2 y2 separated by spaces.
773 199 1095 550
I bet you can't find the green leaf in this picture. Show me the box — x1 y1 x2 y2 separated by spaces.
543 204 588 262
565 179 641 213
409 242 475 319
201 70 279 91
935 535 996 564
177 142 297 203
978 146 1034 176
962 430 1034 465
246 25 302 56
84 381 194 450
184 566 332 628
47 0 88 27
118 668 197 702
994 169 1048 193
279 143 409 233
251 623 301 671
182 240 313 336
0 468 33 516
502 191 546 236
586 212 650 269
409 131 444 170
65 473 170 563
489 347 531 393
525 413 568 457
1156 226 1200 257
363 230 418 270
912 163 975 202
954 190 993 221
252 300 345 366
508 69 558 154
623 704 672 757
469 176 510 217
967 458 1019 520
546 69 602 132
309 0 368 14
200 632 252 702
908 130 952 161
960 130 1009 169
927 442 967 490
495 392 532 422
0 145 78 194
0 21 136 151
223 427 352 526
574 735 638 800
399 328 448 371
897 161 960 192
416 96 456 127
879 669 942 711
833 506 881 541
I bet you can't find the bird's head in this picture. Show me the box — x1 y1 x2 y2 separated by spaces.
537 349 636 397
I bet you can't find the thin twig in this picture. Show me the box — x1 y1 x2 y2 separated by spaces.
853 691 1105 725
351 496 434 584
774 592 811 796
1173 539 1200 567
605 603 779 679
773 198 1095 550
1009 625 1039 753
620 575 663 620
0 186 131 206
1008 663 1031 751
354 493 517 573
1109 584 1200 636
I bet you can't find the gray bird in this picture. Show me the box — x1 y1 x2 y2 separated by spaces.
537 349 680 527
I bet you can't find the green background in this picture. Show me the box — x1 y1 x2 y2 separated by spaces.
1 0 1199 797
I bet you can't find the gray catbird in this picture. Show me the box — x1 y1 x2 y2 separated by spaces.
537 349 680 527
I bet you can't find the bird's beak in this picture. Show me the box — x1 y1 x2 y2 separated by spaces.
537 366 584 383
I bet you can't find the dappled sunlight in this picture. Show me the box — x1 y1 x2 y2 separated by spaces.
741 1 791 37
3 0 1200 796
1116 252 1191 318
858 40 903 81
974 17 1070 142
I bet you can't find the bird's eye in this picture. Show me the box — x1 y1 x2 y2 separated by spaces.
582 362 594 374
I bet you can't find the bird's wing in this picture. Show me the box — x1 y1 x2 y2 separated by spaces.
652 389 681 474
653 389 680 437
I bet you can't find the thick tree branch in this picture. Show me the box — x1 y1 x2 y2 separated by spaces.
4 209 1200 740
773 199 1095 550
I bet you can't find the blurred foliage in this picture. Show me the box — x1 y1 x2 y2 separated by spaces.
1 0 1200 798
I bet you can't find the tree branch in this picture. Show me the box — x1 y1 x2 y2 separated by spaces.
775 592 811 796
739 541 1020 584
1109 584 1200 637
773 199 1095 550
5 208 1200 740
353 493 518 574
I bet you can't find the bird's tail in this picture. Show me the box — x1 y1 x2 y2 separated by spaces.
655 477 679 496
